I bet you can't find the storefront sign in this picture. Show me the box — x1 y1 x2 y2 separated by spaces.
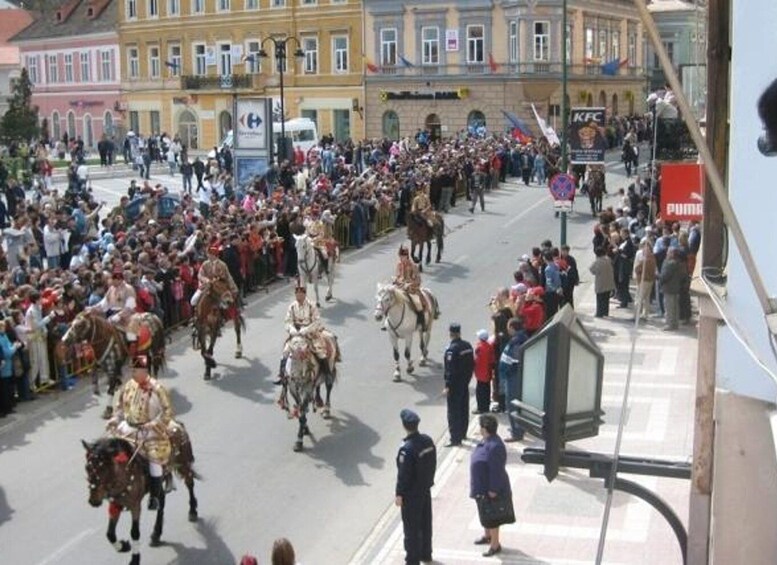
660 163 704 221
446 29 459 51
569 107 607 164
234 97 270 150
380 90 463 102
68 100 104 108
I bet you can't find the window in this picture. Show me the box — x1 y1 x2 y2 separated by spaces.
421 27 439 65
126 0 137 19
52 110 61 140
83 114 94 147
64 53 74 83
655 41 675 68
380 28 397 66
508 21 518 63
467 110 486 131
100 50 112 81
245 0 258 8
382 110 399 140
47 54 58 83
218 43 232 76
168 44 181 77
585 28 594 59
129 110 140 134
302 36 318 74
128 47 139 79
194 44 207 75
177 109 198 149
566 23 572 62
150 110 160 134
466 25 484 64
148 0 158 17
80 52 90 82
104 111 114 136
217 0 230 11
533 21 550 61
67 111 76 139
271 0 285 5
245 40 261 73
301 0 316 4
611 31 620 61
333 36 348 73
168 0 179 15
598 29 607 59
149 46 161 79
26 55 38 84
628 33 637 68
192 0 204 13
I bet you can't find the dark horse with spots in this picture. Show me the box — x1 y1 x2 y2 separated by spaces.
192 279 246 380
82 426 199 565
406 213 444 271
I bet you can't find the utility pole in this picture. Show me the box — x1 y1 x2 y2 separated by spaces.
560 0 569 246
688 0 729 563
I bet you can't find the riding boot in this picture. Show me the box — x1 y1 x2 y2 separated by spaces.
273 358 286 385
148 476 163 510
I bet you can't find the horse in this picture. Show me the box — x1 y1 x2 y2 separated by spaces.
280 334 340 452
192 279 246 381
62 311 166 418
406 213 444 271
374 283 439 382
587 167 606 217
82 427 199 565
294 233 335 307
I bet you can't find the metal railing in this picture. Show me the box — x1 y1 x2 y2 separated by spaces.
371 62 646 79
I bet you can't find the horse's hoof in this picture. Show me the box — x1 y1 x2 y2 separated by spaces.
393 374 402 382
129 554 140 565
322 409 331 420
407 365 415 375
234 351 242 359
149 535 161 547
118 540 131 552
188 511 198 523
293 441 303 452
419 359 427 367
325 293 333 301
101 407 113 420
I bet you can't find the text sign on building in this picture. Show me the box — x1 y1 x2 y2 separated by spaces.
234 98 271 151
660 163 704 221
569 107 607 164
445 29 459 51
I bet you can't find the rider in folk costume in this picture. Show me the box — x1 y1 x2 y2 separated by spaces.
93 268 141 356
275 285 337 384
190 243 239 311
303 206 337 273
392 246 439 325
411 185 435 228
106 355 174 510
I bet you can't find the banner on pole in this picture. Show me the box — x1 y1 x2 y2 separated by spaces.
568 107 607 164
531 103 561 146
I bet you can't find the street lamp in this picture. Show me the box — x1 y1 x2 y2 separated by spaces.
560 0 569 245
258 36 304 162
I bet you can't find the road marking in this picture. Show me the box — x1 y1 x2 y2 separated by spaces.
502 194 551 228
36 528 97 565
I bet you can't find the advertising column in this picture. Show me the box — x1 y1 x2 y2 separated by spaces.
232 97 273 189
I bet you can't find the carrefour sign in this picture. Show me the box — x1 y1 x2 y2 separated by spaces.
234 98 271 150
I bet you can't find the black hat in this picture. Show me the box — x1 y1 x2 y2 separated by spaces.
400 409 420 426
449 322 461 333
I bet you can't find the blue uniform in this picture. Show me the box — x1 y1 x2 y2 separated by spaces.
444 337 474 444
396 431 436 565
499 330 528 439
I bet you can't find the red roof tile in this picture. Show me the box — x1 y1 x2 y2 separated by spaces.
0 9 34 43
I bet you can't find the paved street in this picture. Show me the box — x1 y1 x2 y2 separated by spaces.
0 172 605 564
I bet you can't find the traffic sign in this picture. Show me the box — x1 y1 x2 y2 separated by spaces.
549 173 576 201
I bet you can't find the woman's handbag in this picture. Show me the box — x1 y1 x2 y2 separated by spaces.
476 493 516 529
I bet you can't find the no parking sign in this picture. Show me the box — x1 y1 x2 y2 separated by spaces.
549 173 576 201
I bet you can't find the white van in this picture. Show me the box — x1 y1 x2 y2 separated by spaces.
210 118 318 158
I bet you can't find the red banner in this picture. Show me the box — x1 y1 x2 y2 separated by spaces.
660 163 704 221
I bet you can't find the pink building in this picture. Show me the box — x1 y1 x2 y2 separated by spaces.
11 0 122 149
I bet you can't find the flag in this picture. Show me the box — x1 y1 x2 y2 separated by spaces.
531 103 561 146
398 54 414 68
364 56 379 73
164 60 179 69
488 53 499 73
501 110 533 138
601 58 627 76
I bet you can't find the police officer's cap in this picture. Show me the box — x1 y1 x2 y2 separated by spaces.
449 322 461 333
400 409 420 426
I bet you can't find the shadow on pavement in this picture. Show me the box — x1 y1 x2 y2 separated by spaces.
322 298 369 325
0 486 13 527
207 356 275 405
164 518 237 564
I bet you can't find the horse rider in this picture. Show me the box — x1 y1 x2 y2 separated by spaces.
410 184 435 228
304 205 337 274
106 354 174 511
190 243 239 312
91 267 140 357
275 285 335 385
390 246 437 328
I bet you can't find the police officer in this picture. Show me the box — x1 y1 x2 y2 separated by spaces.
396 409 436 565
443 322 475 447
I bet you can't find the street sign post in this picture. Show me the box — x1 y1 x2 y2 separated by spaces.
549 173 576 201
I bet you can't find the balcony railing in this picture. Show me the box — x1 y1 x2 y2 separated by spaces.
181 74 254 90
372 62 646 79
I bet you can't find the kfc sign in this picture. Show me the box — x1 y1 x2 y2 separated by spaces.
660 163 704 221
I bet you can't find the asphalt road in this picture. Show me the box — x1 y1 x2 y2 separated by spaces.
1 159 628 564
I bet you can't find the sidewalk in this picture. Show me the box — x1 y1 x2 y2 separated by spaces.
352 277 698 564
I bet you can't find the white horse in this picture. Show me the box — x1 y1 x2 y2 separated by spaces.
374 283 439 382
294 233 334 307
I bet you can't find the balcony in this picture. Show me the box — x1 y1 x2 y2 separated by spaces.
368 62 647 80
181 74 255 91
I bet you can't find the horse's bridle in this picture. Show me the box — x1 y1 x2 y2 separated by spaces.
81 315 119 365
376 287 406 335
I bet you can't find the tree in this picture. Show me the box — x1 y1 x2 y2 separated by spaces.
0 67 40 144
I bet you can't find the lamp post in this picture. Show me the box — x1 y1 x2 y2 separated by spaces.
258 37 304 163
560 0 569 246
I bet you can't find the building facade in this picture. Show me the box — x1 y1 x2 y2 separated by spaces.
0 4 34 117
118 0 364 152
12 0 122 148
364 0 648 140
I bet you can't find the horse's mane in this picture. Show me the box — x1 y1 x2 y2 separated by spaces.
92 436 133 458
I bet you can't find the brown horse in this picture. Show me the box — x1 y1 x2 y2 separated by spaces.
62 312 166 418
587 166 606 217
406 213 444 270
192 280 245 380
82 425 199 565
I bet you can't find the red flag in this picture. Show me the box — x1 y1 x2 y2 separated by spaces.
364 57 379 73
488 53 499 73
619 58 629 68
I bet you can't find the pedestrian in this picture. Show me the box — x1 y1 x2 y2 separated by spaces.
559 245 580 308
499 317 528 442
443 322 474 447
395 409 436 565
633 238 657 320
0 317 22 417
271 538 296 565
472 329 494 415
589 246 615 318
470 413 515 558
659 247 686 331
469 165 485 213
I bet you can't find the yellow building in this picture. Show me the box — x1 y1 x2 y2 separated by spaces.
118 0 364 151
364 0 648 139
